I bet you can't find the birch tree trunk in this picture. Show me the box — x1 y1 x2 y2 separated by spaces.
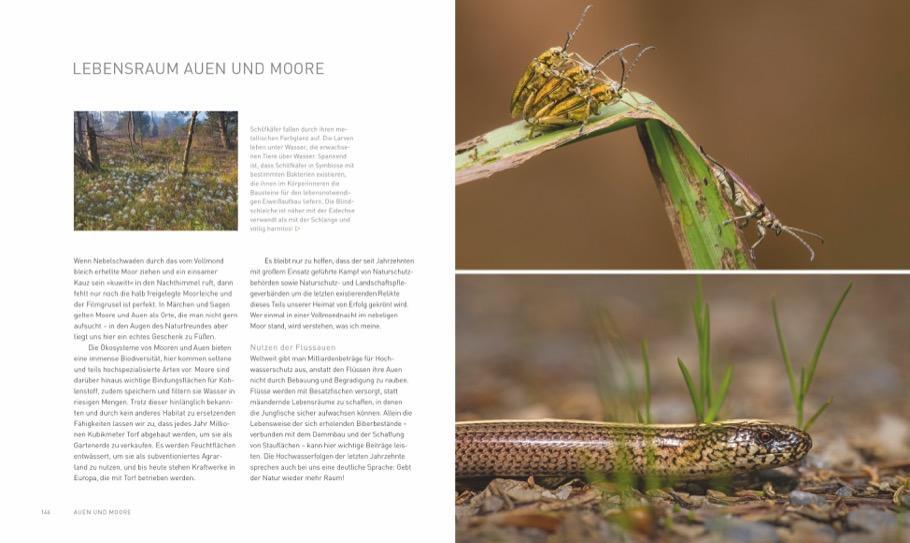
181 111 198 177
74 112 83 145
74 152 92 171
128 111 136 152
217 112 231 149
80 113 100 170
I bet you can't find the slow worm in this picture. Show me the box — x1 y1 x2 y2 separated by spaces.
456 419 811 480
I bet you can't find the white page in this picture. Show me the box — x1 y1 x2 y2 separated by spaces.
1 1 454 540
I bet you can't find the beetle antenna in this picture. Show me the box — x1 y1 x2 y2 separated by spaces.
723 211 759 227
699 145 739 202
699 145 723 168
620 45 656 87
781 227 820 261
750 227 769 261
593 42 640 70
563 5 592 51
784 225 825 242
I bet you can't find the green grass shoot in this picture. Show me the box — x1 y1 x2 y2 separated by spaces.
772 282 852 431
678 277 734 424
594 279 847 431
640 340 652 425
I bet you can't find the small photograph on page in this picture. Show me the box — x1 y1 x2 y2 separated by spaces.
73 111 238 231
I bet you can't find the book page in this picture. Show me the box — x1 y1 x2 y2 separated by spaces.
3 1 453 540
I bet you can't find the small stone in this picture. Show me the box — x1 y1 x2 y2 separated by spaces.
846 507 898 533
704 517 780 543
478 495 504 514
901 493 910 508
817 437 864 470
834 486 854 498
871 415 910 458
789 490 827 506
553 484 572 500
803 453 831 470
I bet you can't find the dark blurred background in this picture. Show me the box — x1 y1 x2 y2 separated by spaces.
457 275 910 451
456 0 910 269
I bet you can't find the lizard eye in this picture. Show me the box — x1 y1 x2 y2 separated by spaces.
758 431 773 444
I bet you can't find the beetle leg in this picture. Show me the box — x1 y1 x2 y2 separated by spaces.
532 116 581 128
577 95 602 134
750 224 768 261
723 210 760 227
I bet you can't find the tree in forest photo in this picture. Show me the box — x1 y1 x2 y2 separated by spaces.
73 111 238 231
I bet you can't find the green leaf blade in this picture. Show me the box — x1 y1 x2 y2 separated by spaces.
677 357 703 423
455 93 754 269
704 365 733 424
640 340 652 425
772 297 799 404
803 283 853 396
803 398 833 432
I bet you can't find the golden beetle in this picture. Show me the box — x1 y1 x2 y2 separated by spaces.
509 5 592 119
523 44 652 135
510 5 654 136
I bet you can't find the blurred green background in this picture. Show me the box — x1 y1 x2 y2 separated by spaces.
456 0 910 269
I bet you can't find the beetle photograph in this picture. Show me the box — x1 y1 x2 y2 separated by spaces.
456 1 910 270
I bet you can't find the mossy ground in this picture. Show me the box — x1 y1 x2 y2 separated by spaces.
74 137 237 231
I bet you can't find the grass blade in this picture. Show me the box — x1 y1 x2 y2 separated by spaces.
692 279 706 411
803 398 833 432
771 297 799 404
803 283 853 397
775 283 851 430
594 308 642 422
593 311 624 422
640 340 652 425
703 304 712 412
694 304 708 413
455 93 754 269
677 357 703 422
704 365 733 423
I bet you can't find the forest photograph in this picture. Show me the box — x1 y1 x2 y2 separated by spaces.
73 111 238 231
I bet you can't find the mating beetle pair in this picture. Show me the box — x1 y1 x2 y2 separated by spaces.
510 5 653 137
